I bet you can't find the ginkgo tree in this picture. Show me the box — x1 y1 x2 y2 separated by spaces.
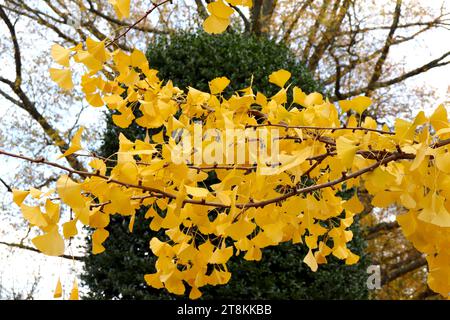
1 0 449 300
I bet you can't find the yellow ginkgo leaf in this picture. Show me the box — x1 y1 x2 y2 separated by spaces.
339 96 372 114
53 278 62 298
225 219 255 240
345 251 360 265
430 104 448 132
203 14 230 34
165 276 186 295
12 189 29 206
293 86 306 106
86 38 108 63
130 49 148 69
418 193 450 227
62 219 78 239
112 107 135 128
338 100 351 113
92 228 109 254
351 96 372 114
45 199 60 224
303 92 323 107
49 68 74 90
21 204 48 228
58 126 84 159
86 93 104 107
56 175 86 209
209 246 233 264
69 279 79 300
185 185 209 198
336 136 358 169
208 0 234 19
74 51 103 72
268 69 291 88
435 150 450 173
51 44 71 67
342 195 364 214
109 0 130 20
29 187 43 198
303 249 318 272
209 77 230 94
129 213 135 233
189 286 202 300
144 273 164 289
32 227 65 256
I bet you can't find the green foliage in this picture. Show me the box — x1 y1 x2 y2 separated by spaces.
81 32 370 300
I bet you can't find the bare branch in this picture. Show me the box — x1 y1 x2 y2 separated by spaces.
366 0 402 97
336 50 450 99
0 241 83 261
382 255 427 286
365 221 400 240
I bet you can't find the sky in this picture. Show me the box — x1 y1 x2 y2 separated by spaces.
0 0 449 300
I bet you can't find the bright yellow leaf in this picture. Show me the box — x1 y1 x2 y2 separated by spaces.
185 185 209 198
53 278 63 298
436 150 450 173
268 69 291 88
92 228 109 254
58 126 84 159
21 204 48 228
32 227 65 256
109 0 130 20
62 219 78 239
209 77 230 94
12 189 29 206
336 136 358 169
49 68 74 90
69 279 79 300
203 15 230 34
303 249 318 272
51 44 71 67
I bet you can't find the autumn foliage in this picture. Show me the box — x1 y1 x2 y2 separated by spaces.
4 0 450 299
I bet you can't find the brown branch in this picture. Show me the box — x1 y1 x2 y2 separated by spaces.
194 0 208 20
366 0 402 97
1 2 79 46
335 50 450 100
0 178 13 192
229 4 250 32
2 137 450 210
381 255 427 286
0 5 22 88
336 16 450 36
246 123 394 135
307 0 351 72
0 5 85 172
0 241 84 261
365 221 400 240
302 0 331 62
85 0 170 35
107 0 172 48
281 0 314 43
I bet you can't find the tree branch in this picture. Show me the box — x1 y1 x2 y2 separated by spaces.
365 221 400 240
2 136 450 210
381 255 427 286
366 0 402 97
0 241 83 261
334 50 450 100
